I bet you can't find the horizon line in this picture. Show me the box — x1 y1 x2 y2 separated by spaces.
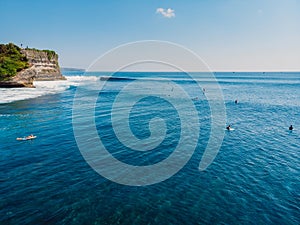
61 68 300 73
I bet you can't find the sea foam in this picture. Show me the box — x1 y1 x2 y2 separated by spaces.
0 76 98 104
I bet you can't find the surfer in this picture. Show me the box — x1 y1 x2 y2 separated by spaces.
226 125 231 130
289 125 293 130
25 134 35 140
235 99 238 104
17 134 36 141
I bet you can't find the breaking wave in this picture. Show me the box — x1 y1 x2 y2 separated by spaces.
0 76 98 104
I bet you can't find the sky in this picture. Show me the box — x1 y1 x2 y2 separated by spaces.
1 0 299 71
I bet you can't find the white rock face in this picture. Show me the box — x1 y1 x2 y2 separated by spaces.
21 49 65 81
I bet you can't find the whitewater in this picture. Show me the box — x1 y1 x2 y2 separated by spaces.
0 76 98 104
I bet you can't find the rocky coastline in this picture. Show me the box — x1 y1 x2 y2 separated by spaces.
0 44 65 88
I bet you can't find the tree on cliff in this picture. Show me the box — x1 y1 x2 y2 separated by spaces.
0 43 29 81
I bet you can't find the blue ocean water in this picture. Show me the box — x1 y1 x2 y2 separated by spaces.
0 72 299 224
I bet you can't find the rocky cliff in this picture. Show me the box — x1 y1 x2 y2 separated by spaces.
0 44 65 88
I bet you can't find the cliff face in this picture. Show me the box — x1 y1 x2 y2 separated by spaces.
21 49 65 81
0 45 65 88
0 67 37 88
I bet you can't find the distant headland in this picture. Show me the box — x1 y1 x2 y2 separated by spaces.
0 43 65 88
61 67 85 72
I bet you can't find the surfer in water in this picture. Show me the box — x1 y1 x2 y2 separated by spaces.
25 134 35 140
289 125 293 130
226 125 231 130
235 99 238 104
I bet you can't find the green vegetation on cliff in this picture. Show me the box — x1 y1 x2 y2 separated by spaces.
27 48 57 60
0 43 29 81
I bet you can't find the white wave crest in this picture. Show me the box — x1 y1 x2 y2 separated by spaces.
66 75 99 83
0 76 98 104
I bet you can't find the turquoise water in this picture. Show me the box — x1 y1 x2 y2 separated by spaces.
0 72 299 224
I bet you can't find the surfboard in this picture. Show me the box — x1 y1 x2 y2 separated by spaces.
16 136 37 141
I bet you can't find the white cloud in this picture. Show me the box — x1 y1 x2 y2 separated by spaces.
156 8 175 18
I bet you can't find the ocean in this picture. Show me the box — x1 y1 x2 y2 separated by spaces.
0 71 299 224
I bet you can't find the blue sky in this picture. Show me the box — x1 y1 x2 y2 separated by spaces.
1 0 299 71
